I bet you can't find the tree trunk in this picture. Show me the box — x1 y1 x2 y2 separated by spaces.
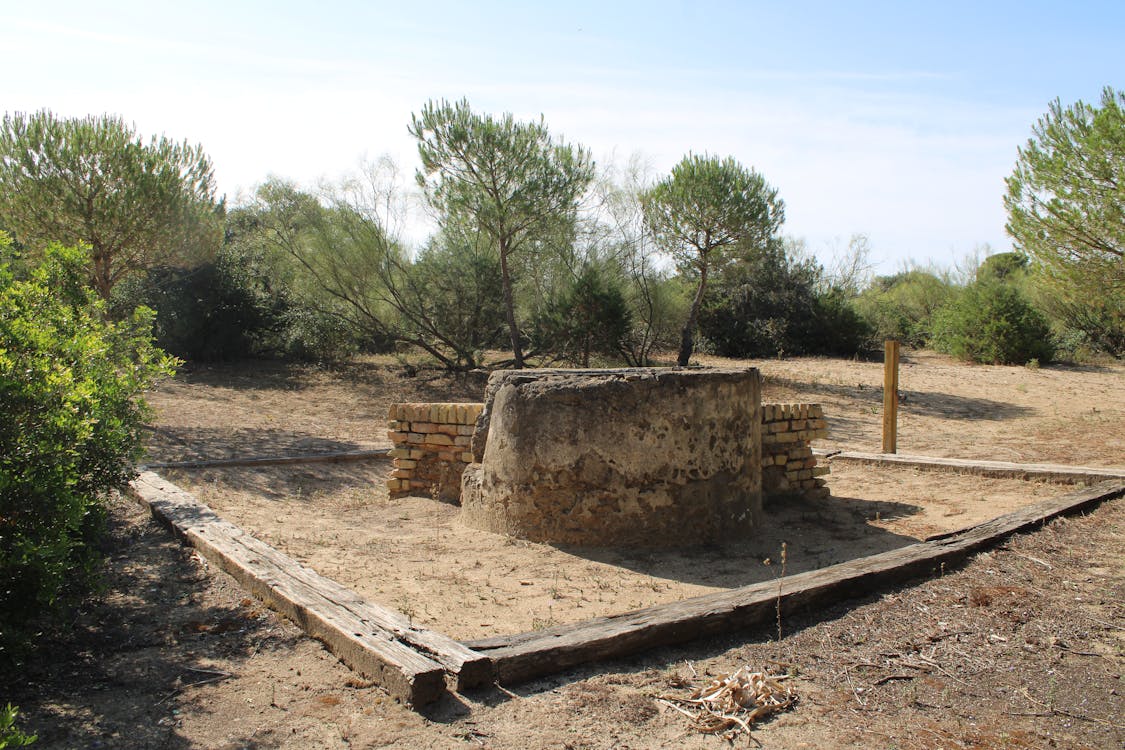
499 241 524 368
677 263 708 367
91 245 113 301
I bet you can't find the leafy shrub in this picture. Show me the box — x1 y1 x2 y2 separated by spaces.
975 252 1028 284
406 239 508 368
0 241 175 665
111 244 358 362
854 270 955 347
0 704 35 748
531 261 632 366
618 272 690 367
699 247 868 358
931 281 1054 364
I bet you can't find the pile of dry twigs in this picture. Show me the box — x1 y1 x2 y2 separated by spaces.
657 663 798 740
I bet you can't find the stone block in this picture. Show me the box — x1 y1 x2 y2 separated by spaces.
462 367 761 547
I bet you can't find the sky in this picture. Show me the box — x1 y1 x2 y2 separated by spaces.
2 0 1121 273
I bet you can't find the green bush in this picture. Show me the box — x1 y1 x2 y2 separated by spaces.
0 704 35 748
406 238 508 368
111 243 360 362
699 247 868 358
531 261 632 366
931 281 1054 364
854 270 955 347
0 240 175 665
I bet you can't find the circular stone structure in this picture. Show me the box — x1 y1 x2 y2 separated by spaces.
459 367 761 547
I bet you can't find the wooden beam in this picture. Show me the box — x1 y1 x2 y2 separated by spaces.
466 480 1124 685
141 448 391 471
882 339 899 453
129 472 490 703
829 451 1125 484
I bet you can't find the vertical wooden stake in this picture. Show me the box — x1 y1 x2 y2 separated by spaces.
882 339 900 454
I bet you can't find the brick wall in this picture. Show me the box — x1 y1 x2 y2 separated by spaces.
386 403 483 500
761 403 830 499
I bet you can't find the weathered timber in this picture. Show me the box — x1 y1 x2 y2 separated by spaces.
465 480 1124 685
882 339 899 454
141 448 391 471
129 472 479 703
262 546 492 689
830 451 1125 484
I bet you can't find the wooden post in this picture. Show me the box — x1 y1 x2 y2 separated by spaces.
882 339 900 454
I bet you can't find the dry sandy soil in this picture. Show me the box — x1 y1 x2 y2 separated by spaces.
8 351 1124 748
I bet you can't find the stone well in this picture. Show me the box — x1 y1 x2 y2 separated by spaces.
459 368 762 547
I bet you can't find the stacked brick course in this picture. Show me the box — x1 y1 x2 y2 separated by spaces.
761 403 830 499
386 403 483 500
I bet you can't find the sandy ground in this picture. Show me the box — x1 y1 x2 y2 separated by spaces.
162 462 1067 640
12 489 1123 749
8 350 1125 748
144 351 1125 468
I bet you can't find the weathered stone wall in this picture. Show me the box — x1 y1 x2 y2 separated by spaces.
386 403 483 501
385 391 832 541
460 368 762 547
761 403 830 499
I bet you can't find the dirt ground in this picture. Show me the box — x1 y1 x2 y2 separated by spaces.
160 462 1067 640
143 350 1125 467
8 351 1125 748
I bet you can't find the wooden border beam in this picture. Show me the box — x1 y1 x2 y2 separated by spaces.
129 472 491 704
828 451 1125 484
141 448 390 471
129 464 1124 701
465 481 1124 685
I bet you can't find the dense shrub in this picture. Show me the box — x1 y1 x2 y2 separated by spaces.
853 270 955 347
0 241 174 665
931 281 1054 364
699 247 868 358
111 244 358 362
0 704 35 748
406 239 508 368
531 261 632 366
975 251 1029 284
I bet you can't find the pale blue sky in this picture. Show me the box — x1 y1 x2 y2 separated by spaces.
2 1 1121 272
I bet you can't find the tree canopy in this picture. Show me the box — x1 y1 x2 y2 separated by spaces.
410 99 594 367
1005 87 1125 355
642 153 784 366
0 111 221 300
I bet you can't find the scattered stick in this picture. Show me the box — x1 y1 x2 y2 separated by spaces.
1020 688 1125 729
873 674 918 686
492 682 520 700
1011 552 1053 569
657 666 798 741
156 668 235 705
